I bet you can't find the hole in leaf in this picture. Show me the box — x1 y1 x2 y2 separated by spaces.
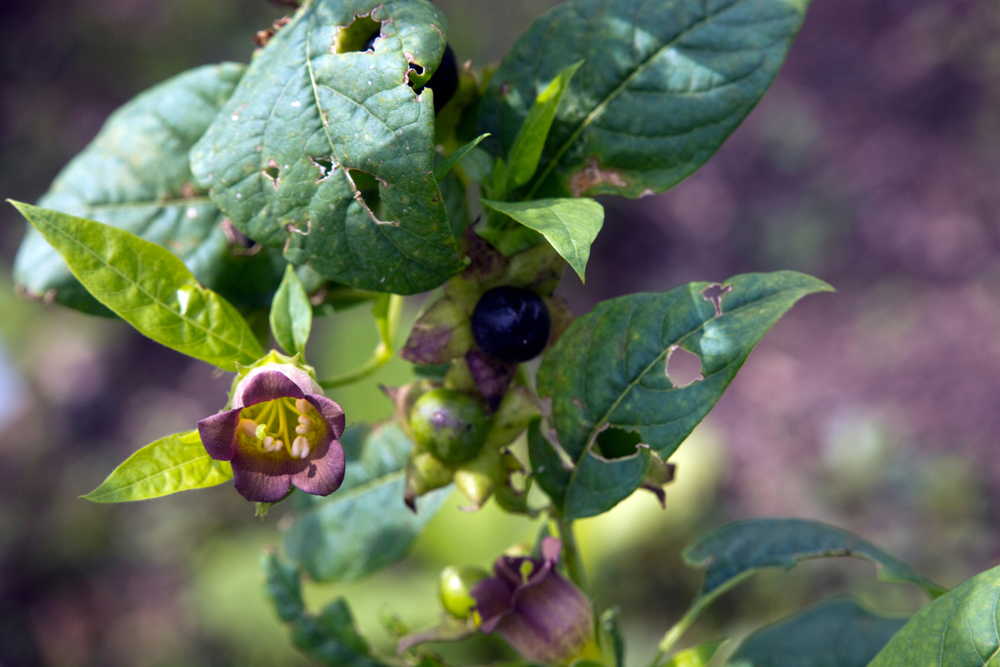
262 159 280 190
595 427 643 459
334 14 382 53
665 346 703 388
310 155 334 182
702 283 732 317
347 168 380 212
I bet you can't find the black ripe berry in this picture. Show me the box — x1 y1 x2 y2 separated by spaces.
423 45 458 113
471 286 551 363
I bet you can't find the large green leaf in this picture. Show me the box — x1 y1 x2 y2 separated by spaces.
271 264 313 356
284 423 450 581
868 564 1000 667
685 519 946 599
481 198 604 282
477 0 812 199
11 63 286 315
536 272 830 516
190 0 463 295
263 553 390 667
726 598 905 667
12 202 265 370
83 430 232 503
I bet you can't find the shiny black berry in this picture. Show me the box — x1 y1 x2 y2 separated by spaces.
421 44 458 113
470 286 551 363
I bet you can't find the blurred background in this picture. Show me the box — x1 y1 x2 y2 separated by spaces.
2 0 1000 664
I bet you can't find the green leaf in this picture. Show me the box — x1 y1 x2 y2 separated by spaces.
284 423 450 581
599 607 626 667
684 518 946 599
527 416 571 508
190 0 463 295
270 264 313 356
536 272 831 516
481 198 604 282
434 133 491 183
868 564 1000 667
10 63 287 316
726 598 904 667
667 639 727 667
505 61 583 190
11 202 265 370
83 430 232 503
262 553 390 667
477 0 812 198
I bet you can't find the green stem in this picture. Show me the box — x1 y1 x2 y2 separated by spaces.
646 572 753 667
318 294 403 390
556 517 587 593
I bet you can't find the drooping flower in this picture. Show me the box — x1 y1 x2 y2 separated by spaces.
197 352 346 502
471 537 596 666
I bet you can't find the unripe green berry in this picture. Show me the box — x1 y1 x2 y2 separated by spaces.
439 566 489 619
410 389 488 464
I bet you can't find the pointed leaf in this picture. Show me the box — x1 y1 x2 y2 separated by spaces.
726 598 904 667
11 202 264 370
83 430 232 503
868 564 1000 667
505 61 583 190
482 198 604 282
284 423 450 581
434 133 491 183
190 0 463 295
684 518 946 600
271 264 313 355
477 0 812 198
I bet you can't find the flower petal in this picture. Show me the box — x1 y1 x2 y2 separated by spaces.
471 575 517 633
197 407 242 460
466 350 517 412
400 297 474 364
305 394 346 441
291 438 346 497
230 446 296 502
239 370 306 407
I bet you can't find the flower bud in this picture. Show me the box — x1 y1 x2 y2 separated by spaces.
439 566 489 620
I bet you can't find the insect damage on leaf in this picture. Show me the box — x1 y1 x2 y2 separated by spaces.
702 283 733 317
569 158 628 197
262 160 281 191
333 13 382 53
665 346 703 388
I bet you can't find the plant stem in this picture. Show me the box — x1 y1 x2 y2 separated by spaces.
318 294 403 389
645 572 753 667
557 517 587 592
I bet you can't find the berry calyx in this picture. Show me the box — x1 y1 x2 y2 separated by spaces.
470 286 551 363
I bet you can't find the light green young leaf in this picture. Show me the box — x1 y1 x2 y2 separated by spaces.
537 272 831 516
11 202 265 370
481 198 604 281
83 430 232 503
262 553 391 667
190 0 463 295
270 264 313 356
868 564 1000 667
434 133 491 183
726 598 904 667
505 60 583 190
685 519 946 599
284 423 450 581
477 0 812 198
667 639 727 667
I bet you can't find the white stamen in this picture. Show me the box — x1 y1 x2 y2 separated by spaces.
295 415 313 434
295 398 310 414
262 436 277 452
240 419 258 438
273 439 284 453
298 415 313 426
293 436 310 459
295 425 310 435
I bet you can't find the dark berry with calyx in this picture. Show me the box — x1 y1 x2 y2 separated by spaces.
421 44 458 113
471 286 551 363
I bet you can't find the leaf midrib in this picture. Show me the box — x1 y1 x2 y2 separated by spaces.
89 452 231 500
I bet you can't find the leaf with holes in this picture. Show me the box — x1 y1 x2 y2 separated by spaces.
283 423 450 582
11 202 265 371
537 272 832 514
685 519 946 599
725 598 905 667
271 264 313 356
867 564 1000 667
11 63 286 315
83 430 233 503
481 198 604 282
190 0 463 295
477 0 812 199
263 553 391 667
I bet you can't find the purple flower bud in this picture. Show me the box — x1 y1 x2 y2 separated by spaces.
197 355 346 503
471 537 595 666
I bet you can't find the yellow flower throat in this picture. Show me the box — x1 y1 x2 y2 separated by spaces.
237 397 325 459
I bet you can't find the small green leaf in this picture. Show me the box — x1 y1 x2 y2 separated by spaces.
262 553 391 667
481 198 604 281
666 639 727 667
83 430 232 503
684 519 946 599
726 598 904 667
11 202 265 370
564 443 650 520
435 133 491 182
505 61 583 190
270 264 313 356
599 607 626 667
868 564 1000 667
527 416 571 507
284 423 450 582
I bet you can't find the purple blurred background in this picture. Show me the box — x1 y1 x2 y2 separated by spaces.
2 0 999 664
